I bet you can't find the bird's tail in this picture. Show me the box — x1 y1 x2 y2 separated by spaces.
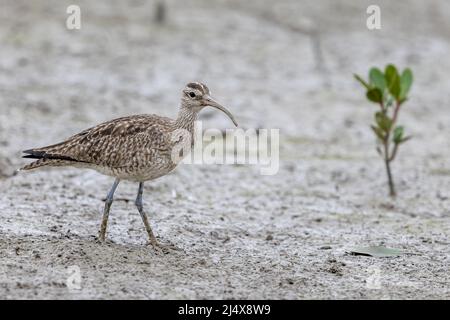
20 148 79 171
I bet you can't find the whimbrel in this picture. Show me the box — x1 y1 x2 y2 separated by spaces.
21 82 238 250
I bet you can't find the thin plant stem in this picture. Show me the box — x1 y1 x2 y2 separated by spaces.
381 100 402 198
382 133 396 197
391 101 401 125
384 156 396 197
389 143 399 162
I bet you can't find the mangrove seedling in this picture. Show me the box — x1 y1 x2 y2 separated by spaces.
354 64 413 197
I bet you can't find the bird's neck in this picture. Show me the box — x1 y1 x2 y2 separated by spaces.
174 105 199 135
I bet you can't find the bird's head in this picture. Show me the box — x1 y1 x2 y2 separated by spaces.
181 82 238 127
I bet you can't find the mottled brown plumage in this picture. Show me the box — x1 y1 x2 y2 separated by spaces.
21 82 238 250
22 114 177 181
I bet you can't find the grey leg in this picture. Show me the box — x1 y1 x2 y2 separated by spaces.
135 182 160 246
135 184 180 253
98 178 120 242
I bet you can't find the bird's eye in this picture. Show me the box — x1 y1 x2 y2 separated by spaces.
189 92 196 98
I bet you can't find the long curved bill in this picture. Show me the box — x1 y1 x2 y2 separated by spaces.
203 95 238 127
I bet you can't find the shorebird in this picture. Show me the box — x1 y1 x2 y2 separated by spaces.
20 82 238 250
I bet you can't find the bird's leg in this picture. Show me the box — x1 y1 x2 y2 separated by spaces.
98 178 120 243
135 182 158 245
135 182 179 252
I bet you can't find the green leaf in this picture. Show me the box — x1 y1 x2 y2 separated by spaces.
349 246 406 258
385 64 398 85
375 112 392 132
371 125 385 140
393 126 404 144
354 74 371 90
400 68 413 100
385 64 401 99
369 68 386 92
366 88 383 103
390 79 401 100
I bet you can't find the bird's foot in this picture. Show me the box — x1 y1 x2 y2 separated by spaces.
147 239 181 254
